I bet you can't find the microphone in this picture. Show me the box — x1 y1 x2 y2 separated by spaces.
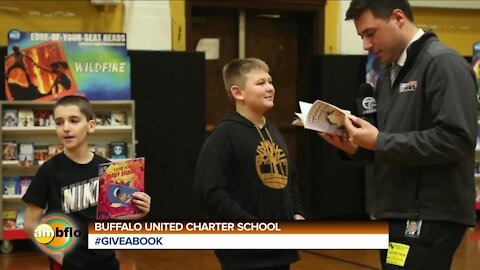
355 83 377 126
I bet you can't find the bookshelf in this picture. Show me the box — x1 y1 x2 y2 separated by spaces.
0 100 136 253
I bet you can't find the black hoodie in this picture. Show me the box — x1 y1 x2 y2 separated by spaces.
194 112 304 269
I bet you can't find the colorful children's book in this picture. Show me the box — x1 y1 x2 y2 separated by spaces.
34 145 50 163
3 177 19 195
97 157 145 220
3 210 17 230
2 142 17 161
19 176 32 196
34 110 52 126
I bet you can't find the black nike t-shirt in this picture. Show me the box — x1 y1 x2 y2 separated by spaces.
23 152 119 270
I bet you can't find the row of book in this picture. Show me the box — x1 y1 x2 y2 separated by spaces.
2 108 128 127
3 176 31 196
3 209 25 230
2 141 128 163
3 142 63 165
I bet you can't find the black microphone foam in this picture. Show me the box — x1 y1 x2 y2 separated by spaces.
357 83 374 97
355 83 376 126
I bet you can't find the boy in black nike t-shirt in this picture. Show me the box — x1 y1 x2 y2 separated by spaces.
194 58 305 270
22 96 151 270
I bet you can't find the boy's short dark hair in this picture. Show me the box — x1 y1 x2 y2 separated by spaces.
54 95 94 120
222 58 269 104
345 0 414 22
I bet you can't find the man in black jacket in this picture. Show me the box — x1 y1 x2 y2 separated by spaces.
319 1 477 269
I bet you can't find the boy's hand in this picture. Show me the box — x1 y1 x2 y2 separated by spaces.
293 214 305 220
132 192 151 214
115 192 151 220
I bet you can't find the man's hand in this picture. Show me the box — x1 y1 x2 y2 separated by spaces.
318 130 358 155
344 114 378 151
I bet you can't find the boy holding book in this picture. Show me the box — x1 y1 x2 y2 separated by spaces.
195 58 305 270
22 96 151 269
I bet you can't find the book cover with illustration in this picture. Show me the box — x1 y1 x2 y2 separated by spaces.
2 142 17 161
5 29 130 101
3 177 19 195
3 109 18 127
111 111 127 126
17 142 35 166
293 100 351 135
109 141 128 159
3 210 17 230
97 157 145 220
18 108 34 127
34 110 52 126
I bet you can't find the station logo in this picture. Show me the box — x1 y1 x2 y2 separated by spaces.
34 214 81 254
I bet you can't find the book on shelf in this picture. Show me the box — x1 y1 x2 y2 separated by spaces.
3 176 19 195
3 109 18 127
34 145 50 163
111 111 127 126
110 141 128 159
293 100 351 135
19 177 32 196
17 142 35 166
95 112 112 126
97 157 145 220
95 144 110 159
34 110 52 127
16 208 25 229
18 108 34 127
2 210 17 230
2 142 17 161
48 144 64 157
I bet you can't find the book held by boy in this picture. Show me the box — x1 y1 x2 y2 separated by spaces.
97 157 145 220
293 100 351 135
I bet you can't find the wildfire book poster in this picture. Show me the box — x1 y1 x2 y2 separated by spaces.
4 29 130 101
97 157 145 220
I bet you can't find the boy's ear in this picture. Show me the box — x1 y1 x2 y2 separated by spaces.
230 85 244 101
87 119 96 133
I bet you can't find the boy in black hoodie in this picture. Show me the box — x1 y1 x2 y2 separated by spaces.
195 58 305 270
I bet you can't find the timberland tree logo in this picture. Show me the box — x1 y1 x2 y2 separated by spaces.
34 214 81 254
256 140 288 189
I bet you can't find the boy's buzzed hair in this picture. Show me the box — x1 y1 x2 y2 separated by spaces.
54 95 94 120
345 0 414 22
223 58 269 103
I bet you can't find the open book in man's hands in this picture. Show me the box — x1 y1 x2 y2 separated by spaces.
292 100 351 135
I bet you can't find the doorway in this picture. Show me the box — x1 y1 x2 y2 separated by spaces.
187 1 325 215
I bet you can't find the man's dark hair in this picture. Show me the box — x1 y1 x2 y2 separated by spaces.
54 95 94 120
345 0 414 22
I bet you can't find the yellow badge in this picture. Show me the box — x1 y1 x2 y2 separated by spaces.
386 242 410 267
